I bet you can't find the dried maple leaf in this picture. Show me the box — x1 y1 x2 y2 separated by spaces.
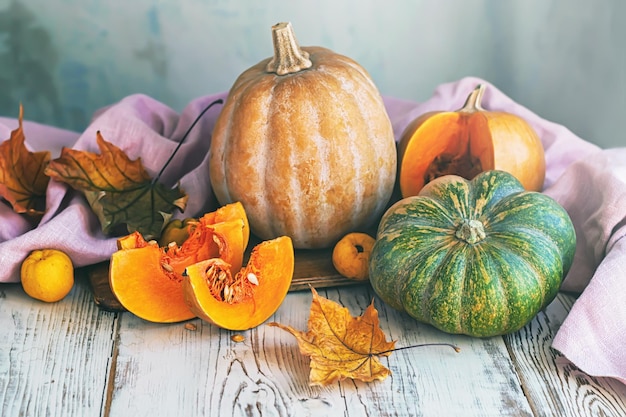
269 287 396 386
0 105 50 216
45 131 188 238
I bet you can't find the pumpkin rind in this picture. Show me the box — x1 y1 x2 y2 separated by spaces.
182 235 295 331
369 170 575 337
209 23 396 249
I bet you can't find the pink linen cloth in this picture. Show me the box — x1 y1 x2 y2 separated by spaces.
1 76 624 384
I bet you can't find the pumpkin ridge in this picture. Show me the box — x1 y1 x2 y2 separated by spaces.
303 74 339 235
264 82 293 239
433 180 472 221
307 64 391 234
257 81 277 171
378 197 458 232
465 243 508 335
276 79 320 241
488 227 564 300
483 192 570 308
484 198 536 225
468 171 522 217
404 239 457 317
371 224 448 312
374 198 464 315
484 192 575 276
481 241 551 334
425 242 472 333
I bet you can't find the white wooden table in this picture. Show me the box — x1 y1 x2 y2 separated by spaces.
1 272 626 417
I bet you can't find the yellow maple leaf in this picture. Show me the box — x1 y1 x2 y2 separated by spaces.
0 105 51 216
269 287 396 386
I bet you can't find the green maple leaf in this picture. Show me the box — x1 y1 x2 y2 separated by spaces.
45 131 188 238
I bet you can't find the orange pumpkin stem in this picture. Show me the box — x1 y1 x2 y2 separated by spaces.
459 84 486 113
266 22 312 75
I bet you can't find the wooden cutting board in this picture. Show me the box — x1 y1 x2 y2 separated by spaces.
85 247 363 312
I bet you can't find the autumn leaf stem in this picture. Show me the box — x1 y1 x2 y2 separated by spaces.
153 98 224 184
379 342 461 355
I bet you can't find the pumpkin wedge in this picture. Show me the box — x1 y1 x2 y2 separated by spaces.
199 201 250 249
156 201 251 250
183 235 294 331
109 202 249 323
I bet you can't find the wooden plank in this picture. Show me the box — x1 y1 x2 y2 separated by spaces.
322 287 535 417
86 247 360 312
0 275 117 417
107 285 534 417
85 262 125 312
287 247 362 291
504 293 626 417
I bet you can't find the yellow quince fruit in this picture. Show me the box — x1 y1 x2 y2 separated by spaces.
21 249 74 302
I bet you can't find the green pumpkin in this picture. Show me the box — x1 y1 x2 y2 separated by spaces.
369 170 576 337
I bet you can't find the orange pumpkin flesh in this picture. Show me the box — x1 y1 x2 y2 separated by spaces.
109 202 249 323
109 245 192 322
201 201 250 250
182 235 294 331
398 84 545 198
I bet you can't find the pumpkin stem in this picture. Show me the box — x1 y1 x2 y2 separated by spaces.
455 219 486 244
266 22 313 75
459 84 486 113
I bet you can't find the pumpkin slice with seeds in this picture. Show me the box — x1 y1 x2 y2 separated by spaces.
109 202 249 323
183 235 294 331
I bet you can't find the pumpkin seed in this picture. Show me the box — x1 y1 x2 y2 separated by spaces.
223 284 232 302
231 334 245 343
247 272 259 286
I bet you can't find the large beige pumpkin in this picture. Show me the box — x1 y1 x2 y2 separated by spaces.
209 22 397 249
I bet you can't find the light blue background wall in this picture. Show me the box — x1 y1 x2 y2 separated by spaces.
0 0 624 148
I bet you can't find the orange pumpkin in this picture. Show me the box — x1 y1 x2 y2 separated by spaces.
209 22 396 249
397 84 545 198
109 202 249 323
183 235 294 331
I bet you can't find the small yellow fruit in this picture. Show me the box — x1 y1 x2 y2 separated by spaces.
21 249 74 302
332 232 376 281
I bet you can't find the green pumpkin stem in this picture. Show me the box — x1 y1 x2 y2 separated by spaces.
455 219 486 244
